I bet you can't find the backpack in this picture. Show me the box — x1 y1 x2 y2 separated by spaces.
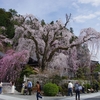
75 83 79 91
28 82 32 88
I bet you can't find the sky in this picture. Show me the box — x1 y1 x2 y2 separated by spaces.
0 0 100 62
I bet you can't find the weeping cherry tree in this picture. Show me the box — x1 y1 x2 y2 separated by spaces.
11 14 100 74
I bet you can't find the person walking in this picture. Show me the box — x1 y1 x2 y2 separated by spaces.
36 81 42 100
27 80 32 95
74 82 80 100
68 81 73 96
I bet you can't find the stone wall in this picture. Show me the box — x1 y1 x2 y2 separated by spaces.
27 74 89 87
2 82 12 93
2 82 18 93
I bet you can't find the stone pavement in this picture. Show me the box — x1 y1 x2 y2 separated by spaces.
0 91 100 100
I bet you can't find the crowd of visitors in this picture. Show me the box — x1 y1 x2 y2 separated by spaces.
0 80 99 100
21 80 33 95
67 81 99 100
21 80 42 100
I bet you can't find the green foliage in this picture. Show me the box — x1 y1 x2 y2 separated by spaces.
76 67 90 79
0 27 6 35
51 75 62 85
58 86 63 92
0 9 8 26
50 21 54 24
41 19 45 26
8 9 18 16
70 27 74 33
16 65 35 91
17 65 34 82
6 22 15 38
43 82 59 96
0 47 3 52
60 83 68 96
84 83 91 90
94 64 100 72
76 68 85 79
69 36 78 43
20 65 34 77
5 42 12 47
62 76 68 79
0 8 15 38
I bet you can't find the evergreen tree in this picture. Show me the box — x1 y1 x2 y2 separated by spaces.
0 8 15 38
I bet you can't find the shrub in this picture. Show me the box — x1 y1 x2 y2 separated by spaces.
58 86 62 92
83 83 91 92
43 82 59 96
51 75 62 85
60 83 68 96
85 83 91 89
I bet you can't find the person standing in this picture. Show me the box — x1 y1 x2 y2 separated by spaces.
0 81 3 94
82 85 85 93
11 82 15 94
68 81 73 96
74 82 80 100
27 80 32 95
21 81 25 94
36 81 42 100
95 83 99 92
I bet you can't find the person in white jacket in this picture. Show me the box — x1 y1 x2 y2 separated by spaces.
68 81 73 96
11 82 15 94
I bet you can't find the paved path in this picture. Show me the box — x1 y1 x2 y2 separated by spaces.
0 92 100 100
61 92 100 100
